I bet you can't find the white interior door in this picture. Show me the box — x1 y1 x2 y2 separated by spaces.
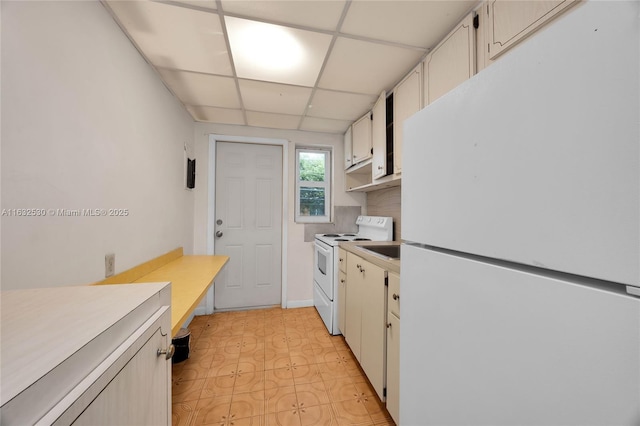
214 142 283 310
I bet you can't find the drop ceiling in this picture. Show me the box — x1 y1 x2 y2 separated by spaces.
104 0 478 134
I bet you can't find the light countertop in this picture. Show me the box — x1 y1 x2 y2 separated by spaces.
338 241 401 274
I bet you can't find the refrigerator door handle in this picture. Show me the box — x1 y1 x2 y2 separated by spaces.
626 286 640 298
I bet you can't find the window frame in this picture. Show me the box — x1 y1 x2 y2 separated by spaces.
295 147 331 223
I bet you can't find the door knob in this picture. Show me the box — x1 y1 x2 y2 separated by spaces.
216 231 223 238
157 344 175 360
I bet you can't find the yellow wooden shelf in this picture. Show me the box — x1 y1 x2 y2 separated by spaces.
94 248 229 337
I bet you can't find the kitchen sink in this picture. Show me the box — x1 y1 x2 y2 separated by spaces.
359 244 400 260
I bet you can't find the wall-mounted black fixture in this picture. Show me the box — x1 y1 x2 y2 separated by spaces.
186 158 196 189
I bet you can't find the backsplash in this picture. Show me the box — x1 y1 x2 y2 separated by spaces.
303 205 362 242
366 186 402 240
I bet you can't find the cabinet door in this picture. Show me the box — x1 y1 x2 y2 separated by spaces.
424 13 475 105
338 248 347 274
352 112 372 165
393 65 422 174
388 272 400 319
345 252 363 360
386 312 400 425
359 259 387 401
371 91 388 179
487 0 578 59
338 270 347 335
73 326 170 425
344 127 353 170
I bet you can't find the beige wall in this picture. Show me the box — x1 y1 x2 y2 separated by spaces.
192 123 366 306
1 1 195 289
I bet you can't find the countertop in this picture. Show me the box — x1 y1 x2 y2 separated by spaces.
0 283 170 407
338 241 401 274
95 250 229 336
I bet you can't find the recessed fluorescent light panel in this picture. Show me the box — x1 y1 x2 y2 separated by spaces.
225 17 332 87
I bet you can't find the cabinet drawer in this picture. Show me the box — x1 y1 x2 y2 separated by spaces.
338 248 347 273
388 272 400 318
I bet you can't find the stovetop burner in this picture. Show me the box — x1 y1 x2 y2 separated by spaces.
314 215 393 247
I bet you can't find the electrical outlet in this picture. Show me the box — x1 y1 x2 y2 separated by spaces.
105 253 115 278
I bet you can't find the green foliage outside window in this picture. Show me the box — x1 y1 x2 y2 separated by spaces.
299 153 325 182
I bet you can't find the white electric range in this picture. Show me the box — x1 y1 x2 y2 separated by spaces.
313 215 394 335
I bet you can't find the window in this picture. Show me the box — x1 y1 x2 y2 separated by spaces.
295 148 331 223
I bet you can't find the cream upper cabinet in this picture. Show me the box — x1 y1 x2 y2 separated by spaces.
486 0 579 60
344 126 353 170
424 12 476 106
371 91 388 180
351 111 372 165
393 65 422 174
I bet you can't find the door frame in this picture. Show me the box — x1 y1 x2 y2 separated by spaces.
206 134 289 310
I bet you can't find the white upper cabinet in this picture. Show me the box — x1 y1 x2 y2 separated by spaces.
371 91 388 179
393 64 422 174
486 0 579 60
344 126 353 170
351 111 372 165
424 12 476 105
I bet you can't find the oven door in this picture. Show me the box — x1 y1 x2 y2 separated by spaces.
314 239 334 300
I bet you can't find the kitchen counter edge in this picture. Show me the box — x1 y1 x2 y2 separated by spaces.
338 241 401 274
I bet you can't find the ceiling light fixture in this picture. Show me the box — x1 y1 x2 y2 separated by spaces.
227 18 304 72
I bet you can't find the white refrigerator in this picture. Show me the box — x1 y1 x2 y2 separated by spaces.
401 1 639 425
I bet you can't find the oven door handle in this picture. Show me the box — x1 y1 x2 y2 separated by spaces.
315 243 331 257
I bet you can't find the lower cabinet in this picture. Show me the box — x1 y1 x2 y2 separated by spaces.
0 283 172 426
69 315 170 425
386 272 401 425
345 252 364 361
338 270 347 335
344 252 387 402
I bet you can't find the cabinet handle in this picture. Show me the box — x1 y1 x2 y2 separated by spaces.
377 165 384 170
339 258 343 263
386 323 392 328
393 293 400 301
157 344 175 360
340 279 345 283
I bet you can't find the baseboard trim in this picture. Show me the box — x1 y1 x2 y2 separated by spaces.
286 299 314 309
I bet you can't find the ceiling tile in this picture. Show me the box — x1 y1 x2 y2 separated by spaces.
342 1 476 48
225 16 332 87
300 116 351 134
307 89 377 121
221 0 346 31
318 37 424 95
186 106 245 124
106 1 231 75
246 111 301 130
169 0 217 11
158 69 240 108
239 80 312 115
